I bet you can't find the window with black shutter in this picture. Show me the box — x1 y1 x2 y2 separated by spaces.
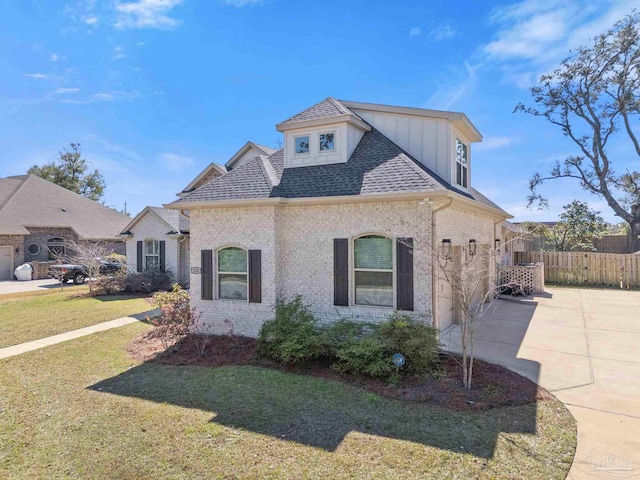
334 239 349 306
201 249 213 300
248 250 261 303
396 238 414 311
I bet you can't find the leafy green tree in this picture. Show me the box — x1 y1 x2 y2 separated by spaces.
546 201 607 251
28 143 105 201
516 12 640 252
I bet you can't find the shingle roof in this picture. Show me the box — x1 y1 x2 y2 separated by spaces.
0 174 131 239
177 129 448 203
278 97 355 125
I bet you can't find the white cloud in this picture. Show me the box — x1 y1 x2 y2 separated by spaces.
115 0 184 30
409 26 422 37
222 0 263 7
52 87 80 95
482 0 640 87
429 23 456 41
474 136 519 151
425 61 478 110
25 73 49 80
157 152 194 171
50 53 65 62
136 41 146 46
113 46 127 59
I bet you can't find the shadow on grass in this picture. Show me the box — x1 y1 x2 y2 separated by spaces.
88 358 539 457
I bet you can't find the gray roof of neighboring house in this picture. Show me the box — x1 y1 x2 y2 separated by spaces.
278 97 356 125
0 174 131 239
174 128 507 215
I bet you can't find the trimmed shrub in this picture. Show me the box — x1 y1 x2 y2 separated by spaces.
378 312 440 375
257 296 323 364
149 283 194 347
93 269 173 295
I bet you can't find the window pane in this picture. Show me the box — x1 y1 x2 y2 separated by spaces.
219 274 248 300
145 240 158 255
354 236 392 269
146 255 159 271
319 133 334 151
218 247 247 272
295 136 309 154
456 139 467 164
456 162 462 185
462 166 468 188
355 271 393 307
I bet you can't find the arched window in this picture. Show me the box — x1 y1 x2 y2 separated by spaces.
217 247 248 300
47 237 66 260
144 239 160 271
353 235 393 307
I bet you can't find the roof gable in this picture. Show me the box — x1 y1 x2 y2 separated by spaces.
121 206 187 235
276 97 370 132
0 175 131 239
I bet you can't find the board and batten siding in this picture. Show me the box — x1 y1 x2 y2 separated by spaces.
350 109 453 184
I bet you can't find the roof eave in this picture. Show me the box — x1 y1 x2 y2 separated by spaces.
341 100 482 142
276 114 371 133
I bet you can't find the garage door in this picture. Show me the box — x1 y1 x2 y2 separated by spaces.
0 246 13 280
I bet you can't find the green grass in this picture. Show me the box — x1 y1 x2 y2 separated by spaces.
0 288 151 348
0 323 577 479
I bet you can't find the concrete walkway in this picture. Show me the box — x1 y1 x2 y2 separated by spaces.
441 286 640 480
0 310 158 360
0 279 80 295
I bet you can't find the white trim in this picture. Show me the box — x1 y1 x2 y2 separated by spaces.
341 100 482 142
165 190 512 220
179 163 226 194
453 135 470 191
144 239 160 271
277 113 371 133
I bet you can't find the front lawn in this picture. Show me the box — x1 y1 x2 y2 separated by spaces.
0 322 577 479
0 288 151 348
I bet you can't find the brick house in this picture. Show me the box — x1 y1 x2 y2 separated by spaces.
166 98 512 335
0 174 130 280
121 143 276 286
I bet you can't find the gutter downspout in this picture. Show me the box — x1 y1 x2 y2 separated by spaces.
431 198 453 330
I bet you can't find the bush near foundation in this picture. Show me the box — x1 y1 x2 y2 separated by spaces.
257 297 440 380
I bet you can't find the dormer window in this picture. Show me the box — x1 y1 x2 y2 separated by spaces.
295 136 310 154
319 132 335 152
455 138 468 188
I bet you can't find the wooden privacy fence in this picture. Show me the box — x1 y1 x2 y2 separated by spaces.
515 251 640 288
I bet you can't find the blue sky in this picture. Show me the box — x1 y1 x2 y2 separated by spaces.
0 0 638 222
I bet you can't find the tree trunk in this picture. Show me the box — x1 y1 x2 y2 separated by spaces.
630 202 640 253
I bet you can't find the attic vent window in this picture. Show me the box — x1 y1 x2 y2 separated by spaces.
319 132 335 151
294 135 310 154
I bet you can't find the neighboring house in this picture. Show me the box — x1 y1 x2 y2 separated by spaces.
498 221 528 266
166 97 512 336
0 174 130 280
122 141 276 284
120 207 191 285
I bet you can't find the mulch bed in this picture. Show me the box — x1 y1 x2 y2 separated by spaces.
127 331 552 412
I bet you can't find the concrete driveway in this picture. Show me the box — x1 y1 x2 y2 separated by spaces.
441 286 640 480
0 279 81 295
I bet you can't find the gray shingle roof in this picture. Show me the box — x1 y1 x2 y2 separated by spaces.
0 174 131 239
278 97 354 125
177 129 448 203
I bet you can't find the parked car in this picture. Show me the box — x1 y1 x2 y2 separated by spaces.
48 259 124 285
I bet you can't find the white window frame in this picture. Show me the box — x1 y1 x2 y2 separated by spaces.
352 234 395 308
455 137 469 189
318 131 336 152
144 239 160 271
293 134 311 156
216 246 248 301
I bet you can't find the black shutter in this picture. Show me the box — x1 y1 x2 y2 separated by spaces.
334 239 349 306
136 241 143 272
396 238 414 311
248 250 261 303
159 241 166 272
201 250 213 300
